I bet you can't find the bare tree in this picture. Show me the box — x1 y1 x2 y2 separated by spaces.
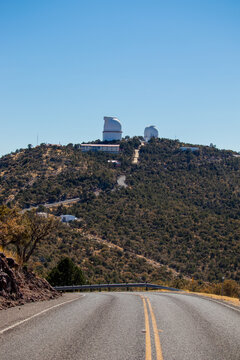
0 206 58 264
0 206 25 249
15 211 59 264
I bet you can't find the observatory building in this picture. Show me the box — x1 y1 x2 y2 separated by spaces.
103 116 122 141
144 126 159 142
80 144 120 153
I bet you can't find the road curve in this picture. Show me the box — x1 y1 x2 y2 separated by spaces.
1 292 240 360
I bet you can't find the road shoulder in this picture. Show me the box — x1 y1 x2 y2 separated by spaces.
0 292 82 332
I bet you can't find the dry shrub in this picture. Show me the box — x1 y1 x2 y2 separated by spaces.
0 245 18 263
212 280 240 298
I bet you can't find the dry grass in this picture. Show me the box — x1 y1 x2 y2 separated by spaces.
0 246 18 263
153 288 239 307
188 291 240 307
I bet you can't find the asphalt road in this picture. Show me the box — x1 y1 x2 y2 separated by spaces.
1 292 240 360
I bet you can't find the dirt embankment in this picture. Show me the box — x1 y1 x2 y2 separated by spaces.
0 253 60 310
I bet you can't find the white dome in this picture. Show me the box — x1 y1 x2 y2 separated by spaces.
103 116 122 141
103 117 121 132
144 125 159 142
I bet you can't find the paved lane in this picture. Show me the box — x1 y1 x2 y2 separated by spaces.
147 292 240 360
1 292 240 360
0 293 145 360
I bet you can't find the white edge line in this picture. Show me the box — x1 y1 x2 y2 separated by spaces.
201 296 240 313
0 295 85 335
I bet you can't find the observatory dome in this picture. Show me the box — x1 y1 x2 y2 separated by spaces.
103 116 122 141
144 126 159 142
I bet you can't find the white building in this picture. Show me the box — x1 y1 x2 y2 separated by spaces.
180 147 199 152
81 144 120 153
103 116 122 141
144 126 159 142
60 215 77 223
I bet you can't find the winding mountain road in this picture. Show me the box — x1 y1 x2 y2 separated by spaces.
1 292 240 360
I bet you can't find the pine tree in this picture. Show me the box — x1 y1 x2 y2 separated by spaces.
47 257 85 286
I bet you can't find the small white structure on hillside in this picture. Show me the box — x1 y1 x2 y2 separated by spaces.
103 116 122 141
144 126 159 142
60 215 77 223
107 159 121 166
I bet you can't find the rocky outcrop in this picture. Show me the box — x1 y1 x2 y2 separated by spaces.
0 253 60 310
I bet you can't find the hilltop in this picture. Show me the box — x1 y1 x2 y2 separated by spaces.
0 139 140 208
0 138 240 284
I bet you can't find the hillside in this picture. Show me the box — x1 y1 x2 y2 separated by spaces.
0 139 140 208
0 144 119 207
1 138 240 284
29 223 174 285
67 139 240 283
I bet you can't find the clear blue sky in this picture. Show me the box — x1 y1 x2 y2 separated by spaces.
0 0 239 156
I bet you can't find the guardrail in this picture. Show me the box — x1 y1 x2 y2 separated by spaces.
54 282 182 292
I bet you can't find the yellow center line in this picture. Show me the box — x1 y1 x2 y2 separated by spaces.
146 298 164 360
141 296 152 360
